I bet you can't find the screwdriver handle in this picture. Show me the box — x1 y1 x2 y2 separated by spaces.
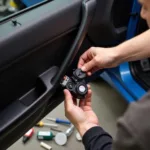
47 118 71 125
36 121 58 127
56 118 71 125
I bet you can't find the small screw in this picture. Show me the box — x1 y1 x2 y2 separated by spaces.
12 19 17 26
11 19 21 26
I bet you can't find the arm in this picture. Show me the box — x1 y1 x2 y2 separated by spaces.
82 126 112 150
78 29 150 74
116 29 150 64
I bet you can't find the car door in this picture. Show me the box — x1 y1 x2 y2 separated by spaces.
0 0 133 149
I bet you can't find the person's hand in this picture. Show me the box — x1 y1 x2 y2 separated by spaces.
78 47 119 75
64 86 99 137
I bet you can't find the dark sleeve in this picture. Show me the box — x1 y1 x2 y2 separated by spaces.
112 120 142 150
82 126 112 150
112 91 150 150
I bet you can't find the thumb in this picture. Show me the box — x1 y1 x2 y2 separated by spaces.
81 59 96 72
64 89 73 109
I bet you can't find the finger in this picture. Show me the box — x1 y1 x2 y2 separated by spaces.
78 52 89 68
81 59 96 72
78 57 85 69
84 90 92 107
73 97 77 106
64 89 73 109
79 99 85 108
79 89 92 108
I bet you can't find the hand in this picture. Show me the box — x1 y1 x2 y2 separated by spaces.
78 47 119 75
64 86 99 137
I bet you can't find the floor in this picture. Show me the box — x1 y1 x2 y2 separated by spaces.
8 79 128 150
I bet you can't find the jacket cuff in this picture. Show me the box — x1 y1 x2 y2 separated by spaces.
82 126 112 147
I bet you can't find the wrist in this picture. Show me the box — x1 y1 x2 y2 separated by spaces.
114 43 133 64
77 122 99 137
110 46 124 66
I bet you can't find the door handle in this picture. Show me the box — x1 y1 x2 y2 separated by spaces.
52 0 97 85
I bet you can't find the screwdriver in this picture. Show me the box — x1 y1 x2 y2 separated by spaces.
65 124 74 137
46 118 71 125
22 128 34 144
36 121 58 128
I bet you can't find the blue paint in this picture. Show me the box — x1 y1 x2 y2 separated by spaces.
101 70 136 102
21 0 44 7
126 0 141 38
119 63 146 100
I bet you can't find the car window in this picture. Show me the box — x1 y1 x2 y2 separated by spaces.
0 0 45 20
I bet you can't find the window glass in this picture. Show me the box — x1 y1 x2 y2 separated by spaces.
0 0 44 19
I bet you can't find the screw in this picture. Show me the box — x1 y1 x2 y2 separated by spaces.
11 19 21 26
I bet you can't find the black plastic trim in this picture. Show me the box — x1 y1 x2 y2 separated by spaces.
0 66 58 149
0 67 58 136
130 61 150 90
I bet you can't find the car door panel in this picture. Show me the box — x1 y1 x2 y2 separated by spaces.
0 0 82 68
0 32 75 109
0 0 97 149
